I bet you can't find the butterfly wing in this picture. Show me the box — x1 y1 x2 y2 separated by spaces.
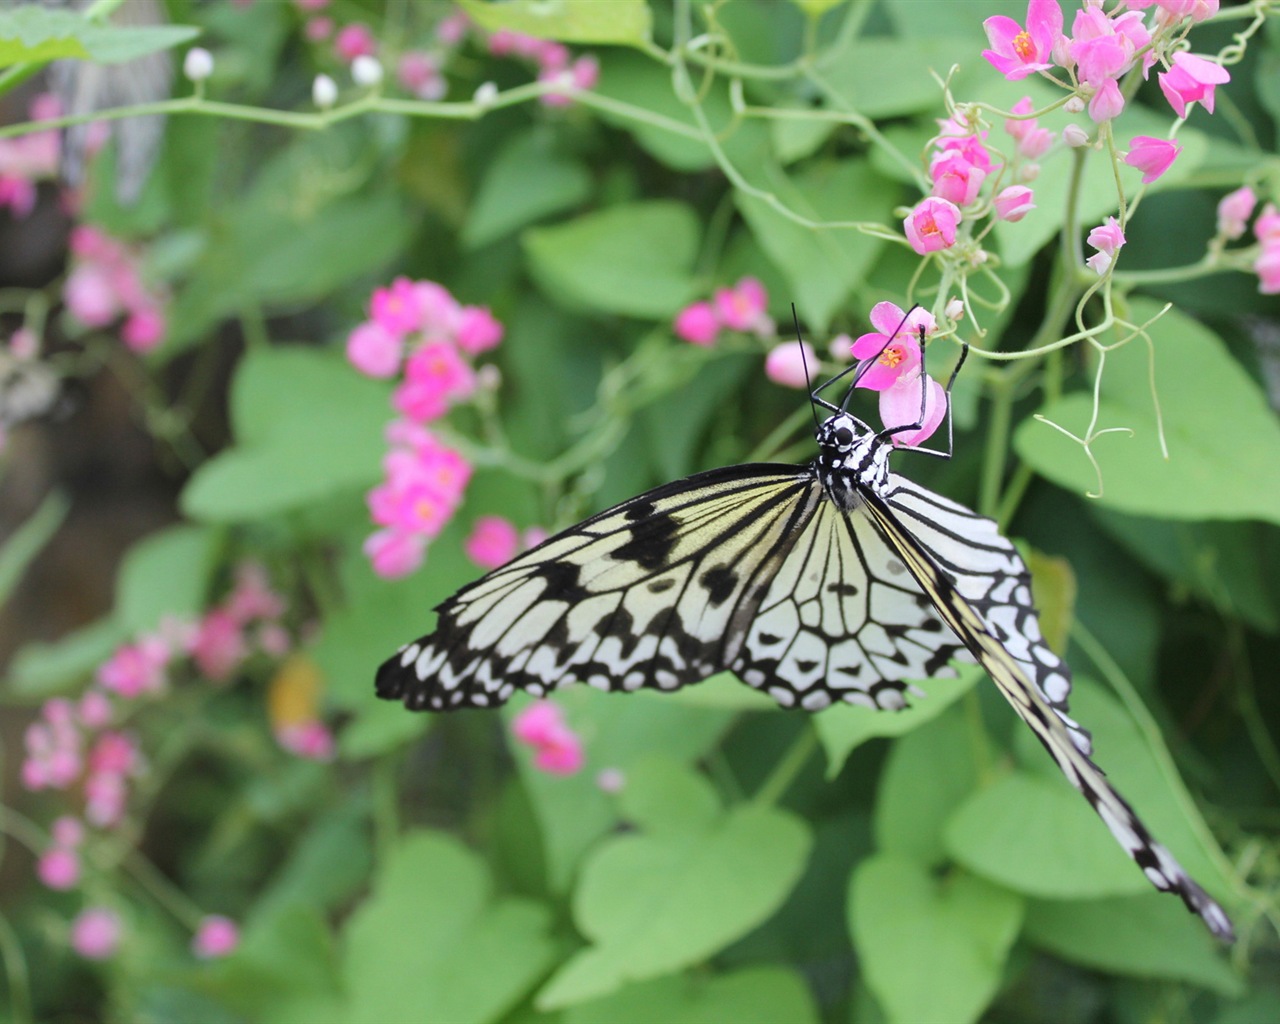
376 464 821 710
734 497 975 712
857 486 1235 941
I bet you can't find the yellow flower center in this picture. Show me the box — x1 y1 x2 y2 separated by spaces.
879 344 905 368
1013 30 1035 62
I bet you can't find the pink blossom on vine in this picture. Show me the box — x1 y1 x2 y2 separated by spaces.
1217 187 1256 239
904 197 961 254
71 908 122 960
765 342 815 389
465 516 520 569
674 301 720 346
192 916 241 959
982 0 1063 80
1158 53 1230 119
1124 135 1181 184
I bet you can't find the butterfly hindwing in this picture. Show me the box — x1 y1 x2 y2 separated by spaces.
375 464 817 710
858 488 1235 942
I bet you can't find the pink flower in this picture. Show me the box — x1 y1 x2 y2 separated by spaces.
764 342 815 389
1254 245 1280 294
79 690 113 728
455 305 504 354
71 907 122 960
465 516 519 569
982 0 1063 80
413 281 461 334
1124 135 1181 184
347 321 403 378
1088 79 1125 123
0 176 36 217
38 847 80 890
52 816 85 848
364 528 427 578
714 277 771 333
192 916 240 959
904 197 961 254
852 302 935 391
437 12 470 45
97 637 170 699
674 301 720 346
276 720 335 760
596 767 625 793
1156 0 1218 22
226 562 286 623
880 374 947 447
533 730 585 774
540 55 600 107
121 306 165 353
930 152 985 206
994 185 1036 222
1086 216 1126 273
9 326 37 359
511 701 564 745
1255 203 1280 244
936 133 994 174
304 16 332 42
190 609 247 681
370 277 425 337
85 770 128 827
64 264 120 327
398 51 446 100
512 702 585 774
1217 186 1256 240
1159 53 1230 119
394 341 475 423
334 22 376 62
88 731 139 776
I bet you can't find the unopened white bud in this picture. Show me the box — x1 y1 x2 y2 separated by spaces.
184 47 214 83
945 298 964 321
473 81 499 107
351 55 383 88
1064 95 1085 114
313 74 338 110
1062 124 1090 148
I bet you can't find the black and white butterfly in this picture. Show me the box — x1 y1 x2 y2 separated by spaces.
376 320 1234 942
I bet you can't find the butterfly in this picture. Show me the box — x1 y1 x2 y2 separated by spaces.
376 318 1234 942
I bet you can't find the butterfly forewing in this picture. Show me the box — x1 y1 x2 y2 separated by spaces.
858 488 1235 943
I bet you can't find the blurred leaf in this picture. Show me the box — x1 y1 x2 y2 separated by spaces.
116 524 217 634
945 772 1151 900
736 159 895 332
458 0 651 45
6 617 124 696
850 855 1023 1024
814 665 981 779
463 129 593 250
1024 895 1243 996
343 831 556 1024
523 201 700 318
0 490 68 606
255 798 373 922
791 0 848 16
874 706 980 866
0 7 198 66
821 37 991 120
563 966 819 1024
1025 547 1076 655
1089 510 1279 634
1015 301 1280 523
616 755 721 833
536 760 811 1008
180 347 388 521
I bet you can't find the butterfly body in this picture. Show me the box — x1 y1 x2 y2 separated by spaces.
375 405 1235 941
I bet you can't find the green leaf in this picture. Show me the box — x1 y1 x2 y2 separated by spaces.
523 201 700 318
1025 547 1076 656
6 617 124 696
736 159 896 332
563 966 819 1024
180 347 389 521
1089 509 1279 634
458 0 651 46
509 691 736 892
874 706 980 866
343 832 556 1024
850 855 1023 1024
945 772 1151 900
0 7 199 67
463 129 592 250
1014 300 1280 523
1024 895 1243 996
791 0 848 16
814 665 981 779
536 761 811 1008
0 490 68 606
116 524 218 635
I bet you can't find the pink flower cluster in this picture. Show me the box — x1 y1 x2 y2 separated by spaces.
673 277 774 347
365 421 473 578
0 93 60 218
464 515 545 570
486 29 600 106
71 906 122 960
510 701 584 775
1086 216 1127 274
37 816 85 891
1216 189 1280 294
851 302 948 447
983 0 1227 126
63 226 168 354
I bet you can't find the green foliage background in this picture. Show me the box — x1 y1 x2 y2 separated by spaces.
1 1 1278 1022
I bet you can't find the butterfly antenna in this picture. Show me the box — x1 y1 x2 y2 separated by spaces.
793 304 823 432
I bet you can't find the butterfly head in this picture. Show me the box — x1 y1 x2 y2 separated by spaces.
815 412 890 501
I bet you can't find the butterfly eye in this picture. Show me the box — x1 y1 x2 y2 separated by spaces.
834 426 853 447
